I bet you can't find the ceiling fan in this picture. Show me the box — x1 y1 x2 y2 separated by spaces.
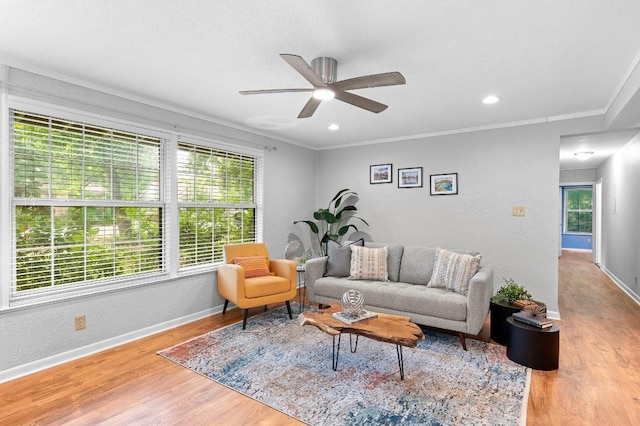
240 54 406 118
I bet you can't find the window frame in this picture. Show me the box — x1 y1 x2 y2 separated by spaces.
1 96 263 309
563 186 593 235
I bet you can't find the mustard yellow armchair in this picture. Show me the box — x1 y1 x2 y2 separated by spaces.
217 243 297 329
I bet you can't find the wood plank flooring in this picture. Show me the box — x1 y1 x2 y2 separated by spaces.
1 250 639 425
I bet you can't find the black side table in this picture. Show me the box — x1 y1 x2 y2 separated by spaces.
506 317 559 370
490 301 521 345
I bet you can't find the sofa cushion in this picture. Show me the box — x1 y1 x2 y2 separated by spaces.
325 238 364 277
233 255 271 278
313 277 467 322
365 242 404 282
427 247 481 295
349 245 389 281
398 246 437 285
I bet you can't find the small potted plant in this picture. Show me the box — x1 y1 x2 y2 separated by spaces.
490 278 533 345
491 278 532 304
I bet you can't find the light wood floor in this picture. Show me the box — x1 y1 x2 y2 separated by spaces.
1 250 639 425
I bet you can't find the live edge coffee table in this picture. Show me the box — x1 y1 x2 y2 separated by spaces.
298 304 424 380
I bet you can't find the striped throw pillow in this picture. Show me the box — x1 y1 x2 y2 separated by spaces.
349 245 389 281
427 248 481 295
233 256 271 278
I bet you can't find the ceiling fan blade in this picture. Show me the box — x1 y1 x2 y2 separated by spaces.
331 72 406 92
298 97 322 118
334 91 388 114
280 54 325 87
240 88 313 95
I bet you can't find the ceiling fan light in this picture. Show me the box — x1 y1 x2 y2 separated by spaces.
574 151 594 160
312 88 335 100
482 95 500 104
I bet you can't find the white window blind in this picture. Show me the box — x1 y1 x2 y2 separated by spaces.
11 110 164 301
177 142 256 268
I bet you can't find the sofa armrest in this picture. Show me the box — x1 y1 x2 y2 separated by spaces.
303 256 328 302
465 266 494 335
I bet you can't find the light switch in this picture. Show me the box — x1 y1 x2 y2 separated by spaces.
512 206 526 217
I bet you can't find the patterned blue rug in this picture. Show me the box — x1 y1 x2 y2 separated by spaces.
159 304 530 425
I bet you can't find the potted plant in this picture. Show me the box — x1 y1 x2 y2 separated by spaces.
491 278 532 304
490 278 533 345
294 188 369 256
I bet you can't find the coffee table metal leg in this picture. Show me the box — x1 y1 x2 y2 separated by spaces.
332 334 342 371
396 344 405 380
349 334 359 353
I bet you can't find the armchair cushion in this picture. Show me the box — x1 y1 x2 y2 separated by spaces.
233 255 271 278
244 275 291 298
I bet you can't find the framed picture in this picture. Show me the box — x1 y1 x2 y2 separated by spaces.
398 167 423 188
370 163 392 184
430 173 458 195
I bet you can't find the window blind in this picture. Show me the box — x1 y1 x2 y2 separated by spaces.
11 110 164 300
177 142 256 268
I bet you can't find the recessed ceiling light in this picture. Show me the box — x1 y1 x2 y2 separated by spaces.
328 123 340 131
574 151 594 160
482 95 500 104
312 88 335 100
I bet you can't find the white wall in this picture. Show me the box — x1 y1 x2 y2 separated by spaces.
597 135 640 300
0 68 317 380
316 118 604 317
559 168 596 184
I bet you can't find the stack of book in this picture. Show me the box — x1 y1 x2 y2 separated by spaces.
513 311 553 329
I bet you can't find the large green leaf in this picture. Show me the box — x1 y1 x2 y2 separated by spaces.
293 220 319 234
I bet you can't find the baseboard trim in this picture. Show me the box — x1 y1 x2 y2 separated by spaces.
0 305 223 384
600 266 640 306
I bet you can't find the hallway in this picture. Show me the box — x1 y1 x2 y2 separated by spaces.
527 250 640 425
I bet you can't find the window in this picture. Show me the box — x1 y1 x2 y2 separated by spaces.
11 110 164 301
177 142 256 268
5 105 261 307
564 187 592 234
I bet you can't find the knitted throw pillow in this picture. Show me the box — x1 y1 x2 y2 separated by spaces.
427 248 481 295
233 256 271 278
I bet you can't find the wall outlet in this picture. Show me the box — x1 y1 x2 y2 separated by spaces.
512 206 526 217
75 315 86 331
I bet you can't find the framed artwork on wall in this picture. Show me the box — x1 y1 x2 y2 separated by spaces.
430 172 458 195
370 163 392 184
398 167 423 188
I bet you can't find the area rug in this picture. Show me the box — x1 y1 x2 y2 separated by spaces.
159 304 530 425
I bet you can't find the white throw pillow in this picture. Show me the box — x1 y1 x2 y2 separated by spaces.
427 247 481 295
349 245 389 281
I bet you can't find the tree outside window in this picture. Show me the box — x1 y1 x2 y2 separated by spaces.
564 187 592 234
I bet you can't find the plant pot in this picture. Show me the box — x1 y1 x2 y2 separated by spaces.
490 301 521 345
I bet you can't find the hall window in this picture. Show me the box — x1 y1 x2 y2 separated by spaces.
564 187 592 234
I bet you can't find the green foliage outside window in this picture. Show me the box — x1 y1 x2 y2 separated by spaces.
565 188 592 234
13 111 162 293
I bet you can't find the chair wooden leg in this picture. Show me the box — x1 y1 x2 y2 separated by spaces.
242 309 249 329
285 301 292 319
222 299 229 314
458 332 468 351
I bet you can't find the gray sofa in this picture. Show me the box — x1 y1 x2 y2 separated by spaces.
304 242 493 350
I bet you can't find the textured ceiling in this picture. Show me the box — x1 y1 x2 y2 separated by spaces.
2 0 640 166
